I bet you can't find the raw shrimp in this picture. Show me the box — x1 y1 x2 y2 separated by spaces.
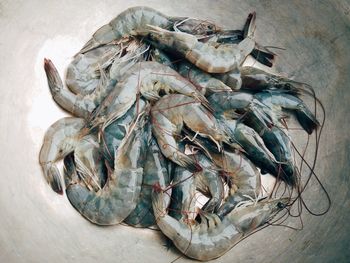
152 188 289 261
151 94 232 172
143 24 255 73
39 117 86 194
79 6 186 54
91 61 210 130
64 107 151 225
44 58 114 119
125 138 170 227
255 90 319 134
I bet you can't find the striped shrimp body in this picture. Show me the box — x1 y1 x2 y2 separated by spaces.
152 188 289 261
124 138 170 227
39 117 86 194
79 6 184 54
91 61 209 130
144 25 255 73
64 107 151 225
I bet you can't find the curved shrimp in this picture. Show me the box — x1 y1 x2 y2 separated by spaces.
255 90 319 134
64 107 151 225
151 94 233 172
79 6 185 54
125 138 170 227
39 117 86 194
143 24 255 73
152 188 289 261
44 58 114 118
91 62 210 130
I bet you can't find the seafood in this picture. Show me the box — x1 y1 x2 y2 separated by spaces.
151 94 232 172
39 117 86 194
79 6 185 54
255 90 320 134
124 138 170 227
210 150 262 218
40 6 326 261
64 108 151 225
142 25 255 73
152 188 288 261
44 58 114 118
91 62 210 130
101 99 147 166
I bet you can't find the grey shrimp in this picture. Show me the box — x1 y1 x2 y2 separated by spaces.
64 107 151 225
152 188 289 261
79 6 185 54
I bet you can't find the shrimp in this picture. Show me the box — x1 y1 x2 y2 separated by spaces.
223 119 279 177
141 11 257 74
151 94 233 172
152 187 289 261
39 117 86 194
177 61 233 95
79 6 185 54
143 24 255 73
44 58 114 119
64 107 151 225
239 66 302 93
125 138 170 227
90 61 210 130
255 90 319 134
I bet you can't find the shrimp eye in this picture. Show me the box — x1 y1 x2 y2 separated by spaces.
277 202 286 209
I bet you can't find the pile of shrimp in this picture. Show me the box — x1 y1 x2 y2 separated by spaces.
40 6 329 262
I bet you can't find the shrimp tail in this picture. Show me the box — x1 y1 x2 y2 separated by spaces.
251 44 276 67
42 163 63 195
243 12 256 38
295 107 319 134
44 58 89 118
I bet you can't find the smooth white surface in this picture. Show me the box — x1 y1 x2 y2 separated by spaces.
0 1 349 262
